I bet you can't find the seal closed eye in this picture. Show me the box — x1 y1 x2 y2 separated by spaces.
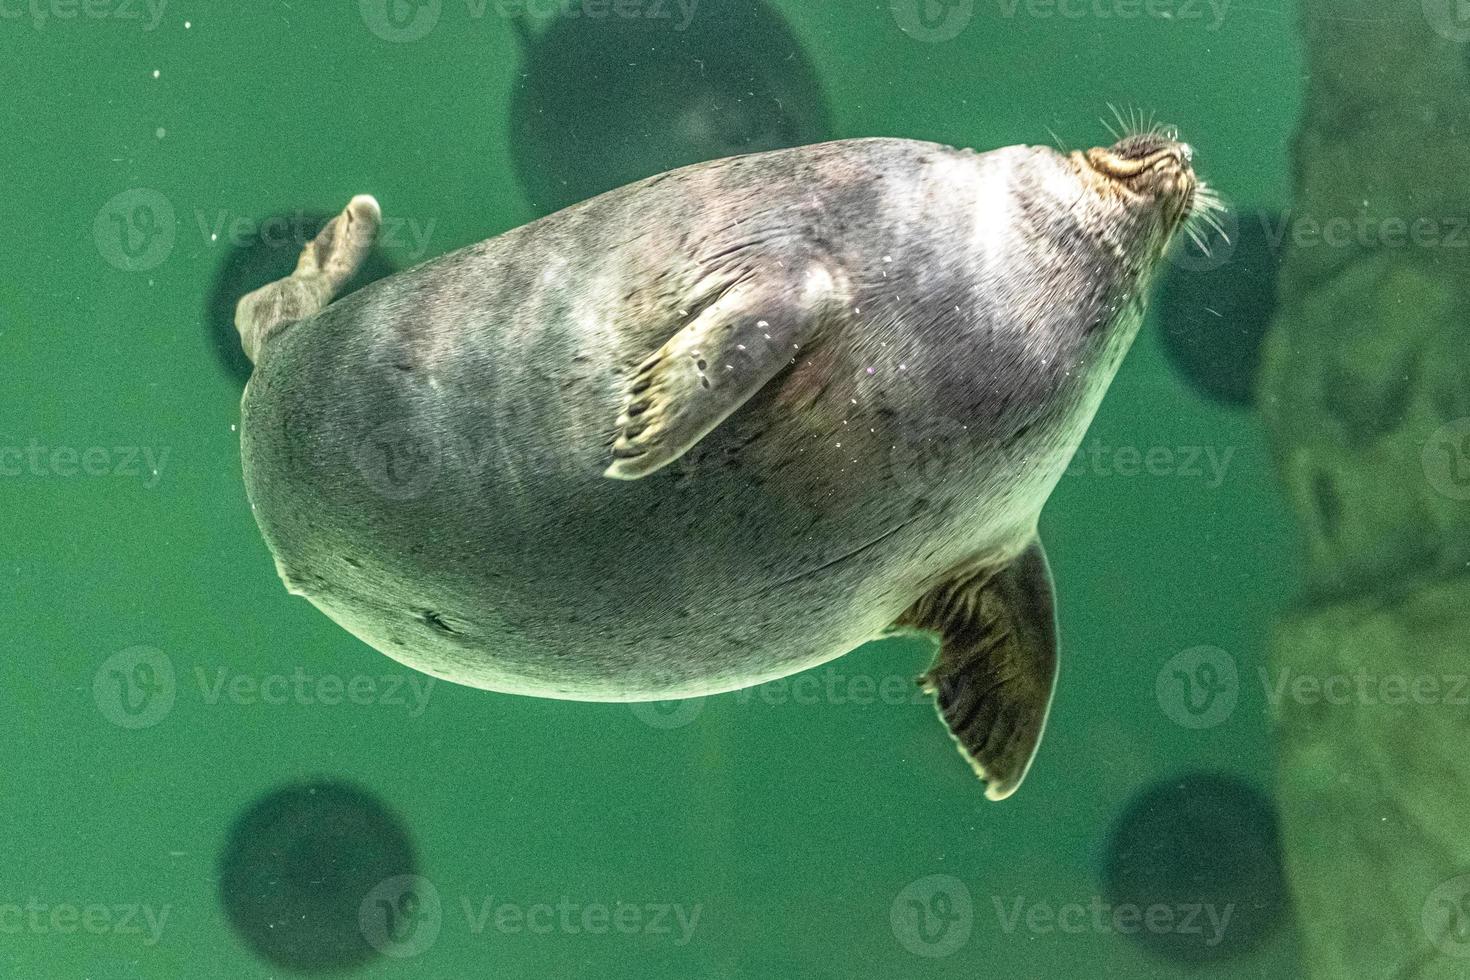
235 131 1206 800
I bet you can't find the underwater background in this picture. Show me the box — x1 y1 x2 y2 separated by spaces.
6 0 1390 976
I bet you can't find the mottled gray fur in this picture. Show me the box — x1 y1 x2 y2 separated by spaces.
241 137 1159 700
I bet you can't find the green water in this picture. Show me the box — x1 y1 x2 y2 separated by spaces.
5 1 1306 977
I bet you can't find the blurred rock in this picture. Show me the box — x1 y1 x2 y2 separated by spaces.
1101 771 1288 963
507 0 832 215
1273 577 1470 979
1155 207 1283 407
1261 2 1470 978
217 780 417 972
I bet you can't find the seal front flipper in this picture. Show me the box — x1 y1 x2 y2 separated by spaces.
603 259 845 480
896 539 1059 801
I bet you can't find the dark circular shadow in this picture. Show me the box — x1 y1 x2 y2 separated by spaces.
508 0 832 216
206 211 399 385
1101 770 1289 963
217 779 417 973
1155 207 1283 408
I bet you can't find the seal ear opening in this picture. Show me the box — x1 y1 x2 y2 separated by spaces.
896 539 1059 801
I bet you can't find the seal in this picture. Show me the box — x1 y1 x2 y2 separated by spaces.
236 130 1213 799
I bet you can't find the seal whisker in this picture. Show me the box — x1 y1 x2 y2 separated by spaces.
1197 210 1230 242
1184 223 1211 256
1107 102 1129 140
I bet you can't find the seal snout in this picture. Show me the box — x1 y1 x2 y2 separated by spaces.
1086 135 1193 188
1077 129 1199 232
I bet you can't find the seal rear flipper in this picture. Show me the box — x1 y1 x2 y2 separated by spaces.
896 539 1059 801
603 260 845 480
235 194 381 364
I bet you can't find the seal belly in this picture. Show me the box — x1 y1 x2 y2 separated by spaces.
241 265 927 699
242 290 925 699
